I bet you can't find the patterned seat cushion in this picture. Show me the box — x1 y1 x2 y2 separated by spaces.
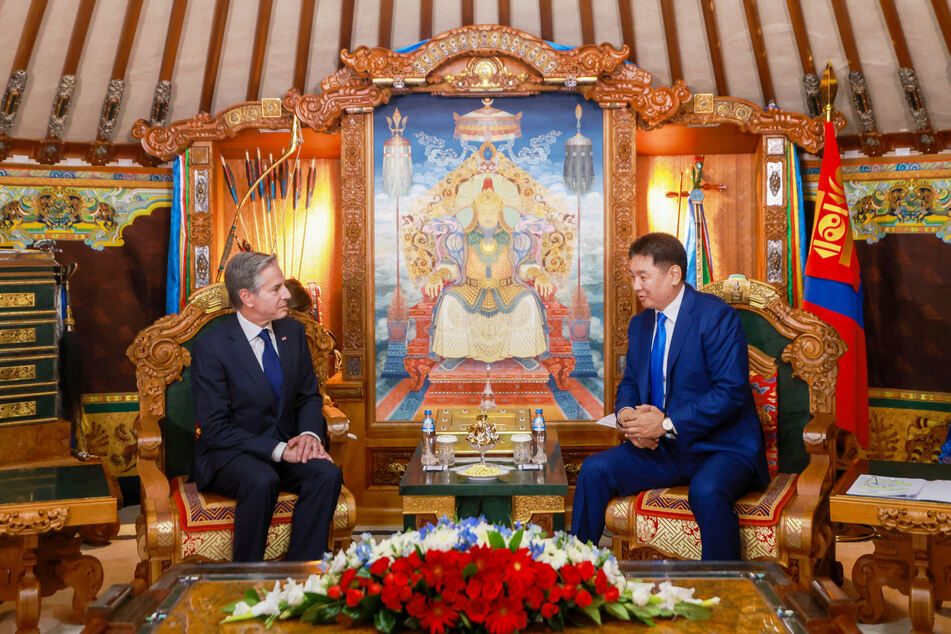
606 473 798 561
170 475 353 562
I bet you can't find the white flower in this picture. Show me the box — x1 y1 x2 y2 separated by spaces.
626 581 655 607
231 601 252 617
536 540 568 569
422 525 459 552
251 581 283 616
600 557 623 586
281 578 305 607
303 574 327 594
329 549 349 575
565 543 587 564
655 581 703 611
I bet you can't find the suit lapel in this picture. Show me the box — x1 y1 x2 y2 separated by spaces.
665 285 696 404
227 315 278 411
274 319 296 419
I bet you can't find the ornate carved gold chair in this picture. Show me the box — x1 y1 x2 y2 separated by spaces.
604 276 846 585
126 283 356 587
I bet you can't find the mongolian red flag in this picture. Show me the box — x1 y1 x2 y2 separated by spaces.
802 120 869 447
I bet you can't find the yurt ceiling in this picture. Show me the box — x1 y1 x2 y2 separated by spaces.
0 0 948 165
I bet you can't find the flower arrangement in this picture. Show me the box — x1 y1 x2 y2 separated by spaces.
223 518 718 633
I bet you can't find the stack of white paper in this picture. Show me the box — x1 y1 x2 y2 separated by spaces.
847 474 951 503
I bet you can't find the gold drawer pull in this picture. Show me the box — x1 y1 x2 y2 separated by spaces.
0 328 36 344
0 365 36 381
0 293 35 308
0 400 36 419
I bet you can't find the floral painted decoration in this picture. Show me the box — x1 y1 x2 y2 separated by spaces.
222 518 718 633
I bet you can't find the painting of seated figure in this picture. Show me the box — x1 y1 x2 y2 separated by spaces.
374 94 605 422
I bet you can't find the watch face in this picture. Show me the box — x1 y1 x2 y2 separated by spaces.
663 417 673 431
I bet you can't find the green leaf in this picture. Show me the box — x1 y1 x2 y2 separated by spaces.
626 603 660 627
219 613 257 624
374 608 399 634
508 528 524 552
309 603 342 625
356 567 373 579
603 602 630 621
244 588 261 606
580 604 602 626
545 614 565 632
487 530 506 550
462 562 478 580
674 602 712 621
342 604 364 620
264 613 277 629
220 601 237 614
302 592 336 605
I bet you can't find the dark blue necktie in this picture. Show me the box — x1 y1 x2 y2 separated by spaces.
650 312 667 410
257 328 283 403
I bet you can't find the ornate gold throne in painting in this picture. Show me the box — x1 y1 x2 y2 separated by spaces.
126 283 356 587
605 276 846 585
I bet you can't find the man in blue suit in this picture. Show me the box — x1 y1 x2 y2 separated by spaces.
572 233 768 559
191 252 343 562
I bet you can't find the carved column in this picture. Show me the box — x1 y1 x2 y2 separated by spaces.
340 112 371 382
762 135 789 296
188 143 213 294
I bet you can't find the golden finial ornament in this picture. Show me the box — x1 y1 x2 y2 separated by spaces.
819 61 838 122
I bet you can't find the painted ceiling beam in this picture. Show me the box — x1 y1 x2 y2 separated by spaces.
88 0 144 165
420 0 433 41
200 0 231 114
0 0 49 155
540 0 554 43
618 0 636 64
931 0 951 61
579 0 595 45
463 0 474 27
150 0 188 128
498 0 511 27
37 0 96 164
784 0 819 116
698 0 727 95
741 0 775 106
293 0 316 93
379 0 394 49
659 0 683 83
338 0 355 69
247 0 274 102
829 0 886 155
878 0 937 153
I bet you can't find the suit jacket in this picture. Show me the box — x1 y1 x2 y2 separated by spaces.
615 284 770 488
190 314 326 490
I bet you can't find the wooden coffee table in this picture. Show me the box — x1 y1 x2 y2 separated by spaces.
0 462 117 634
830 459 951 633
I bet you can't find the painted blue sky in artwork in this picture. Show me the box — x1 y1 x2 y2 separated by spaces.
372 92 606 396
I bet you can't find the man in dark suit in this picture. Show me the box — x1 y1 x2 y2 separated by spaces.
572 232 769 560
191 251 343 562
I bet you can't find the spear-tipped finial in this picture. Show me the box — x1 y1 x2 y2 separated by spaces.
574 104 583 135
819 61 838 122
386 107 407 137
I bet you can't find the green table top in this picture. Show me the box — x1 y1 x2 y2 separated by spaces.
0 463 111 506
399 434 568 497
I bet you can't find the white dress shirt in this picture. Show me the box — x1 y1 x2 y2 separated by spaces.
235 311 318 462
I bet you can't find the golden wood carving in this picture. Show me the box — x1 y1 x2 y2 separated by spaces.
669 96 848 154
132 102 294 162
764 207 786 242
878 507 951 536
126 282 355 585
0 292 34 308
0 327 35 344
370 450 413 486
0 400 36 419
608 108 637 354
402 495 454 517
0 364 35 381
0 507 67 535
339 113 369 369
284 74 390 133
590 64 691 127
511 494 564 524
748 345 778 379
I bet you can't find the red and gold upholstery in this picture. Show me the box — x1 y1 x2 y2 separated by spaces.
127 284 357 588
605 276 845 585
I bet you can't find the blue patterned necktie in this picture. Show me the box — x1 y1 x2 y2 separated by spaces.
650 312 667 410
257 328 283 403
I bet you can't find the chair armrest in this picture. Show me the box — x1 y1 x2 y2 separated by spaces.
133 413 175 563
797 411 838 499
323 403 351 465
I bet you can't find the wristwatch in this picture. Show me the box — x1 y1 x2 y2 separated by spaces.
661 416 675 433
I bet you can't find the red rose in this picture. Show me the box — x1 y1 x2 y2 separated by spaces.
340 568 357 589
577 560 595 581
326 585 342 600
392 557 413 576
367 582 383 595
381 584 403 611
370 557 391 576
406 594 428 618
482 574 504 600
526 586 545 610
605 586 620 602
345 588 364 607
560 564 581 585
561 584 576 601
467 596 491 623
535 562 557 589
541 602 560 618
595 569 608 594
575 588 593 608
547 585 563 603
